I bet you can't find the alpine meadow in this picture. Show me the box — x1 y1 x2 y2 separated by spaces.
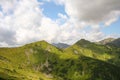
0 0 120 80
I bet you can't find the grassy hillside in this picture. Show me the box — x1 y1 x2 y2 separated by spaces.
0 41 61 80
0 40 120 80
65 39 120 66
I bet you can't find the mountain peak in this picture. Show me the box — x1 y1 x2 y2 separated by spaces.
98 38 115 45
52 43 69 49
106 38 120 47
76 39 90 44
24 40 50 48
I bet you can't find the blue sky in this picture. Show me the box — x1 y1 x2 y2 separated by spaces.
102 18 120 35
0 5 2 11
40 1 66 20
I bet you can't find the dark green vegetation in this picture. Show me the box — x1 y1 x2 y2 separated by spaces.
0 38 120 80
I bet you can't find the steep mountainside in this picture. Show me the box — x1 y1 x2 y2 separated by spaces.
0 40 120 80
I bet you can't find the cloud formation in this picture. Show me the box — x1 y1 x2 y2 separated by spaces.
54 0 120 42
0 27 16 46
0 0 120 47
56 0 120 24
0 0 43 46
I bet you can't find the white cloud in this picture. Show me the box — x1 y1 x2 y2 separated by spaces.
0 0 120 47
55 0 120 24
0 42 9 47
53 0 120 43
0 0 17 14
0 0 61 46
104 11 120 26
39 17 60 43
58 13 67 20
0 0 43 46
0 27 16 45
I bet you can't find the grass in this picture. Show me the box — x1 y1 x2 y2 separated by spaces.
0 40 120 80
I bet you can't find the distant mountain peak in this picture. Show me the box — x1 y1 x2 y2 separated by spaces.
98 38 115 45
106 38 120 47
96 37 120 48
52 43 70 49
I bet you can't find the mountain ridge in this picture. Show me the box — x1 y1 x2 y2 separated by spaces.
0 38 120 80
97 38 115 45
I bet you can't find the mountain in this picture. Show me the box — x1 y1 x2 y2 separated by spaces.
65 39 120 66
97 38 115 45
106 38 120 48
97 38 120 48
52 43 69 49
0 41 62 80
0 39 120 80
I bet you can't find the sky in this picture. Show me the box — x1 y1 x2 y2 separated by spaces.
0 0 120 47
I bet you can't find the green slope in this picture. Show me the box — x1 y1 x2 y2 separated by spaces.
0 40 120 80
0 41 61 80
65 39 120 66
